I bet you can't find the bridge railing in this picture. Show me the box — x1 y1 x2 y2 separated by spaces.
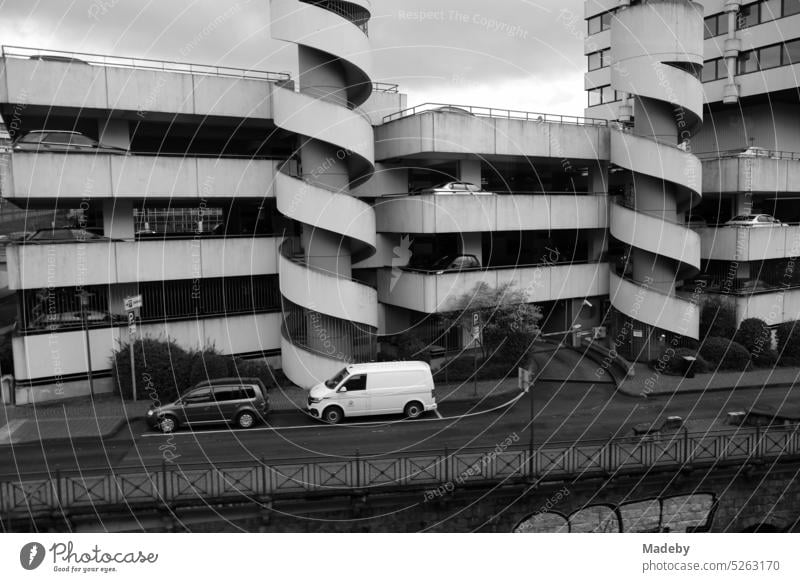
2 425 799 514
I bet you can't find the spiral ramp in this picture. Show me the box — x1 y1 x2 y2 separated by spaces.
608 0 704 347
271 0 378 388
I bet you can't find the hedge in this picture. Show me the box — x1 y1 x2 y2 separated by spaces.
651 347 709 376
699 337 751 371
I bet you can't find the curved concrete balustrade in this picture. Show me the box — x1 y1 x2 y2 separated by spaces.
0 153 282 200
374 112 609 162
607 1 703 343
610 202 700 270
610 131 702 210
702 156 800 194
271 0 377 387
375 194 608 234
275 172 376 252
272 86 375 184
378 262 609 314
280 331 346 390
609 272 700 339
271 0 372 104
278 250 378 328
6 237 279 289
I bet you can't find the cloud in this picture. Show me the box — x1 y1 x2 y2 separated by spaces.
0 0 587 115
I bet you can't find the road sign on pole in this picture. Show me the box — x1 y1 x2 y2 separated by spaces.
123 296 143 402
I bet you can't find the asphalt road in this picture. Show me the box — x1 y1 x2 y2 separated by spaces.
2 380 798 476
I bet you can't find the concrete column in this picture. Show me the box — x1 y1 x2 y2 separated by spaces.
98 119 130 150
299 46 348 106
458 159 482 187
734 192 752 215
102 199 134 239
458 232 482 264
300 139 350 191
587 230 607 262
589 161 608 194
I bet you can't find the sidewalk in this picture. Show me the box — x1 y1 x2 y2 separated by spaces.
617 363 800 397
0 376 524 446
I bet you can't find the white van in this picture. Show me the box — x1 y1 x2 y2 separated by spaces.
307 361 437 424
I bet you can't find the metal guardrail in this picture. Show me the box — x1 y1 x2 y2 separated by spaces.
382 103 610 126
696 149 800 161
373 82 399 93
2 426 798 514
1 45 292 83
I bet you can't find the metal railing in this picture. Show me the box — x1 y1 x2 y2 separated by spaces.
398 259 605 275
1 45 292 83
373 82 399 93
379 190 608 198
383 103 609 126
697 148 800 161
2 425 798 514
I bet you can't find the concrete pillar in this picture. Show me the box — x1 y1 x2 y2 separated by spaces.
589 161 608 194
301 225 351 276
458 159 482 187
299 46 348 105
300 139 350 191
458 232 482 264
734 192 752 215
587 230 607 262
98 119 130 150
102 199 134 239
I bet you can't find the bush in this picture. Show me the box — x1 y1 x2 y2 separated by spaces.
188 350 230 386
752 348 779 369
433 356 515 383
112 338 194 401
735 318 771 356
776 321 800 365
390 332 432 363
700 298 737 341
227 357 278 390
699 337 751 371
651 347 709 376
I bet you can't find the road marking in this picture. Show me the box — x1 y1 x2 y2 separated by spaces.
140 393 524 439
0 419 27 445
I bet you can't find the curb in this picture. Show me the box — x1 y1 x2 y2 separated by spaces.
618 381 796 398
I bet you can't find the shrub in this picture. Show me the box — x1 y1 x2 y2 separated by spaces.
651 347 709 376
433 356 515 383
735 318 771 356
700 298 737 340
752 348 779 369
699 337 751 371
390 332 432 363
112 338 194 401
227 357 278 390
188 350 230 386
776 321 800 365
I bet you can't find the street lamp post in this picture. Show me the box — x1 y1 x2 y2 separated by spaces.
76 290 96 398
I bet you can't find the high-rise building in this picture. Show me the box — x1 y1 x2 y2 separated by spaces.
1 0 798 402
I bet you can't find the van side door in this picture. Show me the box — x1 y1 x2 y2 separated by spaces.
337 374 369 417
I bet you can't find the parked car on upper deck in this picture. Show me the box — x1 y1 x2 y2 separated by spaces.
13 130 128 155
413 254 481 274
723 214 786 227
24 228 108 242
417 182 491 196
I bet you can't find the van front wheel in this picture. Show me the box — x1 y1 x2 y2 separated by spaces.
405 401 424 419
323 406 344 424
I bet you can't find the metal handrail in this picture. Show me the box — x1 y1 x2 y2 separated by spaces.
379 190 610 198
382 102 609 126
373 82 399 93
696 148 800 161
1 45 292 83
398 259 607 275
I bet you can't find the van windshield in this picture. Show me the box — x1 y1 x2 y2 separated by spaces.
325 368 349 389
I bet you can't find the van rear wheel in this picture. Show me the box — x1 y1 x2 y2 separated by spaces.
236 411 255 429
405 401 424 419
323 406 344 424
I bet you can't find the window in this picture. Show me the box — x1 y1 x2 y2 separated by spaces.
761 0 781 21
785 0 800 16
342 375 366 391
738 3 760 28
587 11 612 35
601 11 612 30
704 15 717 39
588 87 602 107
184 388 213 403
213 387 243 402
717 13 729 35
737 50 759 74
759 44 782 69
588 14 602 35
701 59 718 82
784 39 800 64
588 51 602 71
602 85 616 103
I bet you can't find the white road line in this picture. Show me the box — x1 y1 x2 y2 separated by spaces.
0 419 27 445
140 393 524 438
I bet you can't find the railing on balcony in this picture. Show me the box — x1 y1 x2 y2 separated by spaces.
299 0 370 35
1 45 292 83
696 148 800 161
2 425 798 514
383 102 610 126
372 82 399 93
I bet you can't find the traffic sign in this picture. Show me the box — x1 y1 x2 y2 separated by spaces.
124 295 143 311
127 310 137 336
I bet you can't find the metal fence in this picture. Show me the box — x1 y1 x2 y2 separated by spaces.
382 103 610 126
2 426 799 514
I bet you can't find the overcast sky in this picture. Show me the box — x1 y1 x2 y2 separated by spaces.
0 0 587 116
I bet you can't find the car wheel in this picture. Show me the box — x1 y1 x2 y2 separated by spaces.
159 416 177 433
236 411 256 429
404 401 424 419
322 406 344 424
